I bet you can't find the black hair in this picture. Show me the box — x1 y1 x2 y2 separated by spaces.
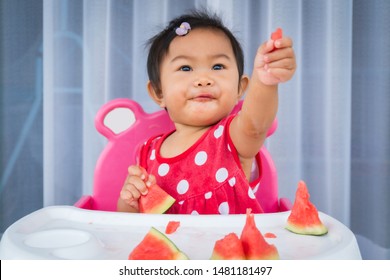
146 9 245 94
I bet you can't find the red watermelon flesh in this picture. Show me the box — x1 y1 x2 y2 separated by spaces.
286 180 328 235
139 183 175 214
240 209 280 260
210 233 246 260
270 28 283 51
165 221 180 234
128 227 188 260
264 232 277 238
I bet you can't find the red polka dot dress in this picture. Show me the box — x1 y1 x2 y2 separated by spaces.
139 115 264 215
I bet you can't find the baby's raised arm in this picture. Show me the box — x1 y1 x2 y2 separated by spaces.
230 30 296 163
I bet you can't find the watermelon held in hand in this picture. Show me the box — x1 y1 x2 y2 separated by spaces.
210 233 246 260
286 180 328 236
240 209 280 260
271 27 283 40
270 27 283 51
128 227 188 260
139 183 175 214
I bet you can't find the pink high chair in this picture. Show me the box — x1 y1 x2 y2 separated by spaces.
75 98 292 213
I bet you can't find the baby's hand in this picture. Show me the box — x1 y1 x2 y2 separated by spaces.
119 165 156 211
253 29 296 85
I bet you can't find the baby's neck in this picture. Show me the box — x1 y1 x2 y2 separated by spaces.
159 125 211 158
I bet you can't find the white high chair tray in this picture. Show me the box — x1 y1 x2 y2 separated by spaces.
0 206 361 259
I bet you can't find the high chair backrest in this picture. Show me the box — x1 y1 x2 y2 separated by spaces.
76 98 281 213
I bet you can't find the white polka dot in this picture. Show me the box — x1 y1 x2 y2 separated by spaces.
227 144 231 152
252 183 260 194
248 187 256 199
177 180 189 195
195 151 208 166
204 191 212 199
158 163 170 176
191 210 199 215
228 177 236 187
218 202 229 214
214 125 224 138
215 168 228 183
178 200 184 205
150 149 156 160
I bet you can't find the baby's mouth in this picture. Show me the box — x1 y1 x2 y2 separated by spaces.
191 93 215 102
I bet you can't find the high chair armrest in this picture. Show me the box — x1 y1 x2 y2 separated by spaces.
279 197 293 212
74 195 94 210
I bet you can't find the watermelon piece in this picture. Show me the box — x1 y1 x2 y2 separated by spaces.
210 233 246 260
271 27 283 41
128 227 188 260
139 183 175 214
286 180 328 236
165 221 180 234
264 232 277 238
240 209 280 260
270 27 283 51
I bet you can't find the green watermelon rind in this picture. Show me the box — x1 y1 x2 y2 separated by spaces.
285 222 328 236
145 196 176 214
210 252 246 260
149 227 189 260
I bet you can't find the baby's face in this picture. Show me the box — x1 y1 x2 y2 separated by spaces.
157 28 245 128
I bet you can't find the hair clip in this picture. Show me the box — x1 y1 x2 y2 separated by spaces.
175 22 191 36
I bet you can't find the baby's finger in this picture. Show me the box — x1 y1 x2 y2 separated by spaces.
266 67 296 83
266 57 296 72
121 179 144 201
128 200 139 210
257 39 275 57
145 174 157 187
128 165 147 181
273 36 293 50
127 175 148 195
120 188 139 211
264 47 295 65
120 188 133 201
127 184 142 200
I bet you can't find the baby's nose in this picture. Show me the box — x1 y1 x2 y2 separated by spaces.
194 76 213 87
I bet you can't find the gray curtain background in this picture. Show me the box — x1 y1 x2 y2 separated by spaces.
1 0 389 259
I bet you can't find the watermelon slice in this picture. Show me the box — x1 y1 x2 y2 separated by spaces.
139 183 175 214
128 227 188 260
165 221 180 234
210 233 246 260
270 27 283 51
286 180 328 236
240 209 280 260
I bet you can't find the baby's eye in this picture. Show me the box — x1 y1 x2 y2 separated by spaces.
212 64 224 70
180 65 192 71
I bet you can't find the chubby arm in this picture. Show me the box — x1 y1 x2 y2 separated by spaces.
230 34 296 163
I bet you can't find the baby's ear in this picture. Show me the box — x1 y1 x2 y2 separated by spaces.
147 81 165 108
238 75 249 98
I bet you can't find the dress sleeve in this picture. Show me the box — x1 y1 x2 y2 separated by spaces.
138 134 163 169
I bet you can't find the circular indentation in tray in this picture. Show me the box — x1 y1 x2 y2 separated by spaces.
24 229 91 248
